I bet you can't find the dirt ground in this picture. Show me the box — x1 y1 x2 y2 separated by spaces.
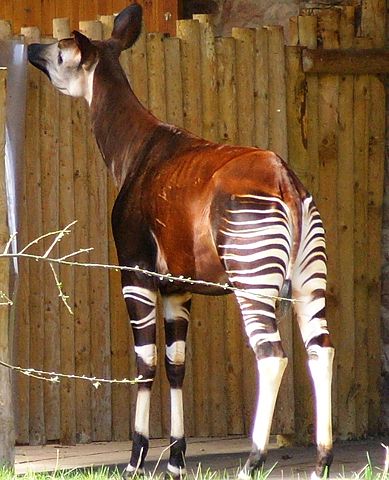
15 436 388 478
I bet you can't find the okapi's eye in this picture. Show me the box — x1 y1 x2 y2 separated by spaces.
58 52 63 65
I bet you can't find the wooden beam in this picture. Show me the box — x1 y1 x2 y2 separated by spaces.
0 67 15 467
302 48 389 74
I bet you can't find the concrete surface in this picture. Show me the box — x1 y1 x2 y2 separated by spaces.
15 436 388 478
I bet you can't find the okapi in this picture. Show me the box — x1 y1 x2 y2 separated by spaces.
28 4 335 479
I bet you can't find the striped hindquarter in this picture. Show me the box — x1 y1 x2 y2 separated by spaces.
292 197 334 479
218 194 292 357
218 194 334 479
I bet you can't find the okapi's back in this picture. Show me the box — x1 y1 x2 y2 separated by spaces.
140 139 308 289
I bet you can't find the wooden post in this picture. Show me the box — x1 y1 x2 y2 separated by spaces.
79 20 112 443
360 0 386 47
22 25 46 446
176 20 202 136
231 27 255 147
254 28 269 149
292 14 318 444
0 67 15 467
164 37 184 128
316 9 341 437
0 21 11 39
99 12 132 443
39 36 61 443
147 32 167 121
129 23 149 108
367 75 385 433
353 72 370 437
265 26 288 160
193 14 218 143
215 37 238 145
52 18 70 40
336 5 356 439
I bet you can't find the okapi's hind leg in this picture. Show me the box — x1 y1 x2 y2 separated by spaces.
218 194 292 479
292 197 335 479
122 283 158 478
162 292 192 479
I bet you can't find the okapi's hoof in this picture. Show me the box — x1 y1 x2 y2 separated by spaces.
165 465 187 480
122 468 145 480
311 472 330 480
238 450 266 479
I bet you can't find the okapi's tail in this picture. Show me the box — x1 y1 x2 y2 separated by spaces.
277 158 308 317
277 278 292 317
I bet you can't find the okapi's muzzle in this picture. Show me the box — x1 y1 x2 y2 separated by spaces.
27 44 51 79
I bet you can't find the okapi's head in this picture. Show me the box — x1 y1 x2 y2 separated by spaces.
27 3 142 103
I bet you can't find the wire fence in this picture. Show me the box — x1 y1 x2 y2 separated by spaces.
0 220 297 388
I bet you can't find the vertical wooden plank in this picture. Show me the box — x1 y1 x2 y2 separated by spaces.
0 66 14 466
285 45 309 185
98 13 132 444
0 3 13 25
293 14 318 444
72 98 92 444
39 37 61 442
128 23 148 108
366 76 385 433
215 37 238 146
316 9 340 437
0 21 12 39
336 6 356 440
87 121 111 443
254 28 269 149
360 0 386 47
164 37 184 128
205 296 228 436
353 73 370 437
224 296 244 435
231 27 255 147
53 16 77 446
190 296 211 436
18 2 42 35
41 0 56 36
266 26 288 161
53 17 72 40
147 33 167 121
55 0 75 34
301 17 320 195
193 14 218 143
145 31 166 439
79 19 112 443
176 20 202 136
298 15 318 50
230 27 256 433
21 26 46 446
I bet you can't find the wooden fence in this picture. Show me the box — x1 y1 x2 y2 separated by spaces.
0 5 386 446
0 0 179 37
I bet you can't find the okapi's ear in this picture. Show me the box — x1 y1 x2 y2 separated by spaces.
73 30 97 67
111 3 142 51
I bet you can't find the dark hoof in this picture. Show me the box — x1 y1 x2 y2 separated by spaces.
122 468 145 480
165 466 187 480
238 451 266 479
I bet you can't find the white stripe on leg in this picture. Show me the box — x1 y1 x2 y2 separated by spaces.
134 389 151 437
308 345 334 449
252 357 288 452
170 388 184 439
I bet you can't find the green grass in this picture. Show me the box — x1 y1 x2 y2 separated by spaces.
0 457 388 480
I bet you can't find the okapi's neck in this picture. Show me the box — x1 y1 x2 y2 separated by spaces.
89 56 159 188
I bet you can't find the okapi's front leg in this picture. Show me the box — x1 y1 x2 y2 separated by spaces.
162 292 192 479
122 282 158 477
